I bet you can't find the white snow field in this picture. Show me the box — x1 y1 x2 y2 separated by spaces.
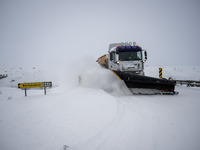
0 62 200 150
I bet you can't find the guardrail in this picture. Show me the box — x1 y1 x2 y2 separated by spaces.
174 80 200 87
0 74 8 80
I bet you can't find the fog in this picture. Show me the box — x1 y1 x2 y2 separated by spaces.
0 0 200 68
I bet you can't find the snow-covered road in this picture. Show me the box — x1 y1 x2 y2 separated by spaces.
0 66 200 150
75 86 200 150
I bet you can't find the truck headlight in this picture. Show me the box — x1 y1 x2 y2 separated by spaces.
142 60 146 63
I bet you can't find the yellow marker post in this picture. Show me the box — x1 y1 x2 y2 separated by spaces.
78 76 82 85
159 68 162 78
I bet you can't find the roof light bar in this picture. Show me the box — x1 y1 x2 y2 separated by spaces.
119 42 138 47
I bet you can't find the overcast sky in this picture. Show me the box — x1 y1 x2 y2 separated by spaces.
0 0 200 68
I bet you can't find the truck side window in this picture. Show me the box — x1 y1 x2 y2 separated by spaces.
110 53 113 61
110 52 114 61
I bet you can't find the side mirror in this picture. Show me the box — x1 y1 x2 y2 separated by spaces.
144 51 147 60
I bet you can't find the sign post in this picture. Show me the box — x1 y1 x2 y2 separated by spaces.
25 88 27 97
44 86 46 95
18 82 52 97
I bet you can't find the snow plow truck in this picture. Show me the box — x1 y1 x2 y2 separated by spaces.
97 42 178 95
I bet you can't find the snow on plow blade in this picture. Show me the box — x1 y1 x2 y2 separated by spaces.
112 71 178 95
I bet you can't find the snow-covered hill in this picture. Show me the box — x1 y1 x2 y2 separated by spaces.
0 64 200 150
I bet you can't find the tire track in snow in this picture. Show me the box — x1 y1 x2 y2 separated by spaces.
91 96 162 150
79 97 126 150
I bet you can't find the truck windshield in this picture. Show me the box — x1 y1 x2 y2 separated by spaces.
119 51 142 61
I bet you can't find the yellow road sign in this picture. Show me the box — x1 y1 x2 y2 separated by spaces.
18 82 52 96
18 82 43 88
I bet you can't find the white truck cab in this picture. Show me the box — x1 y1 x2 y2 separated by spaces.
108 42 147 75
